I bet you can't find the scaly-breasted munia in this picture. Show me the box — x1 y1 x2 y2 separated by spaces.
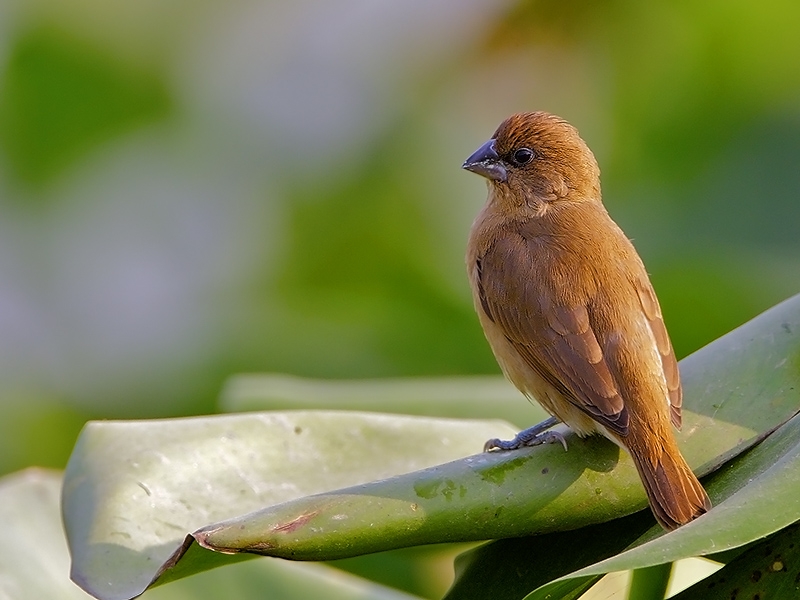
463 111 710 529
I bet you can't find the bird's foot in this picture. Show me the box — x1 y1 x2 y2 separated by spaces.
483 416 568 452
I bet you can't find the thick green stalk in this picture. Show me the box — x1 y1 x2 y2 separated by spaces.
627 563 672 600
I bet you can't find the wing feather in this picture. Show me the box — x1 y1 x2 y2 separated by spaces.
476 234 629 435
635 278 682 428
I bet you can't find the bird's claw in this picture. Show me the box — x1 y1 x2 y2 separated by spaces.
483 438 507 452
484 416 567 453
484 429 568 453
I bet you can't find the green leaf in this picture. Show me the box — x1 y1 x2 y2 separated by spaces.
445 512 654 600
0 469 92 599
445 412 800 600
63 294 800 600
63 412 515 599
519 407 800 600
670 521 800 599
0 468 424 600
447 294 800 600
221 373 539 428
143 558 427 600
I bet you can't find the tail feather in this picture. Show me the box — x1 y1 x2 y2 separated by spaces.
630 441 711 530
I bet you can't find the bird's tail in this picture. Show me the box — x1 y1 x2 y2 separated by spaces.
629 436 711 530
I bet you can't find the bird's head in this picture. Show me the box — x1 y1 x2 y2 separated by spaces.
462 112 601 210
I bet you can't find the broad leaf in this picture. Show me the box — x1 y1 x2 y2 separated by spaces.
447 294 800 600
447 408 800 600
63 412 515 599
63 294 800 600
671 521 800 599
0 469 92 599
221 374 536 427
525 410 800 598
0 468 423 600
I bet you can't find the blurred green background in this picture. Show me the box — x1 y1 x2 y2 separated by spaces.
0 0 799 478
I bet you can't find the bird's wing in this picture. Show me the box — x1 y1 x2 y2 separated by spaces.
635 277 682 428
475 233 630 435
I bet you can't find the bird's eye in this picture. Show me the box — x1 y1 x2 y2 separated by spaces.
511 148 534 166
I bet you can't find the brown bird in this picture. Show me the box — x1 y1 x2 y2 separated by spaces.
462 111 710 530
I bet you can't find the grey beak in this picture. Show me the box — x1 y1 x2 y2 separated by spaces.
462 139 507 183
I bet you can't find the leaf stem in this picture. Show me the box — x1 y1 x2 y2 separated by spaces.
627 563 672 600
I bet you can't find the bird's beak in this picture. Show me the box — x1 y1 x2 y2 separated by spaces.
462 139 507 183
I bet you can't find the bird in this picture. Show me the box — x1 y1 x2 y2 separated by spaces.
462 111 710 530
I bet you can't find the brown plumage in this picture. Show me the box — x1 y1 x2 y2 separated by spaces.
463 111 710 530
